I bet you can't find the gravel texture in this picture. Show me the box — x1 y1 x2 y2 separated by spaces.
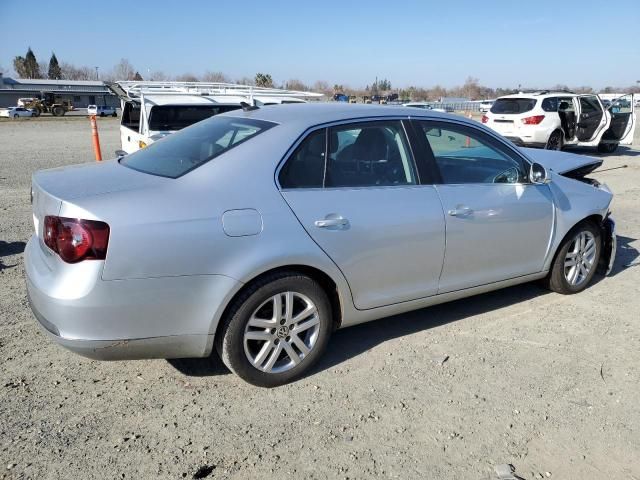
1 115 639 479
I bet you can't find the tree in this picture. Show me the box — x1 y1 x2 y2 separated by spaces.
48 53 62 79
235 76 255 86
284 79 308 91
59 62 94 80
112 58 136 81
255 73 274 87
19 47 41 78
202 71 229 83
133 71 143 81
148 70 169 81
175 73 199 82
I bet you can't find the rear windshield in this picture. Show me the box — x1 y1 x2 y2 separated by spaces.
148 105 242 131
121 116 275 178
490 98 536 114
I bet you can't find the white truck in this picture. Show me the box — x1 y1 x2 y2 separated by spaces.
107 81 323 154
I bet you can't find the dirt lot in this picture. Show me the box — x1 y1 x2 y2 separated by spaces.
1 116 639 479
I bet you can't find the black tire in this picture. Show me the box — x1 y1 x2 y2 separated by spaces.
100 112 105 117
545 130 563 150
13 114 19 119
52 106 64 117
597 142 618 154
112 112 117 117
543 221 601 294
216 271 333 387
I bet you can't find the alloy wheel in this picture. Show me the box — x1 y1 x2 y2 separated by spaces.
564 231 597 286
243 291 320 373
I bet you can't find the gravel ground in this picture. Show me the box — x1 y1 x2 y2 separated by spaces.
1 116 639 479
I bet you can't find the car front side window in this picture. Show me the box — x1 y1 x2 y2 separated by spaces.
419 121 527 184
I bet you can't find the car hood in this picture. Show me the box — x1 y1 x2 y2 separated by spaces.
32 159 168 201
520 147 602 176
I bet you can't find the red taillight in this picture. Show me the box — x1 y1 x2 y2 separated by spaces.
522 115 545 125
481 115 489 124
43 216 109 263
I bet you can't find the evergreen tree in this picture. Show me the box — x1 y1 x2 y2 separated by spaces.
24 47 41 78
48 53 62 79
133 71 143 81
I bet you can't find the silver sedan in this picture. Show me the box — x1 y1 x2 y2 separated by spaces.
25 104 616 386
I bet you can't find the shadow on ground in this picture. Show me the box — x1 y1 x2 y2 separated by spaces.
169 282 551 379
0 240 26 271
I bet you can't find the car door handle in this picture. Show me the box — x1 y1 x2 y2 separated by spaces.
315 217 348 228
448 206 473 217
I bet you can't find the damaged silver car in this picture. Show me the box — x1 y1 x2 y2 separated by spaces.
25 104 616 386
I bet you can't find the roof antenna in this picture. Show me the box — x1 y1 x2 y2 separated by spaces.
240 101 259 112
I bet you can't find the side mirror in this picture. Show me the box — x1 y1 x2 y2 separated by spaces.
530 162 551 184
115 150 127 158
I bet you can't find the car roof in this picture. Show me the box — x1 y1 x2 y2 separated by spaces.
221 103 460 128
498 92 578 99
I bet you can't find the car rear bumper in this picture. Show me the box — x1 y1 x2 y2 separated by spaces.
24 235 240 360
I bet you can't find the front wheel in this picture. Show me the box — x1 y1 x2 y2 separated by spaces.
597 142 618 154
216 272 333 387
545 130 563 150
543 221 601 294
13 114 19 119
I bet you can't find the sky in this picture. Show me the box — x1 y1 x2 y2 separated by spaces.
1 0 638 89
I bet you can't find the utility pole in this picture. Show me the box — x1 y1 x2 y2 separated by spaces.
95 66 99 80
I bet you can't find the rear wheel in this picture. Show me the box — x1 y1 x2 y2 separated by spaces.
545 130 563 150
216 272 333 387
597 142 618 154
13 114 19 119
544 221 601 294
52 106 64 117
112 112 117 117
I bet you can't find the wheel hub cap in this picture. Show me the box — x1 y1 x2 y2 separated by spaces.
243 291 320 374
564 231 596 286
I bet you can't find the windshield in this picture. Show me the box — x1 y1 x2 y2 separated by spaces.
148 104 242 131
490 98 536 114
121 116 275 178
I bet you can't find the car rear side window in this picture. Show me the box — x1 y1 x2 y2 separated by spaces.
279 129 326 189
121 116 275 178
490 98 536 114
326 121 417 188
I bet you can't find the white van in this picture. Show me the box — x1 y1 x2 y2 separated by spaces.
107 81 323 154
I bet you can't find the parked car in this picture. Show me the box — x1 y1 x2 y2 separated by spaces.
402 102 447 113
26 104 616 387
0 106 36 118
87 105 117 117
482 91 636 153
478 100 494 113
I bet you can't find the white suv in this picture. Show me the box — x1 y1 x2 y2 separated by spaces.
482 91 635 153
87 105 117 117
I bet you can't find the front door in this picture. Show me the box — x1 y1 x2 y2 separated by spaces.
415 120 554 293
280 120 446 310
576 95 607 141
602 93 636 145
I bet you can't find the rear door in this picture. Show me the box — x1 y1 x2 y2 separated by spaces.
120 101 144 153
602 93 636 145
576 95 607 141
414 120 554 293
280 120 446 310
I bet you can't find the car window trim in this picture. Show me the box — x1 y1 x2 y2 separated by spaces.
415 118 534 186
276 116 422 191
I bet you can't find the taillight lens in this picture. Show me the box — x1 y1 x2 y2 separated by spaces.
522 115 545 125
481 115 489 124
43 216 109 263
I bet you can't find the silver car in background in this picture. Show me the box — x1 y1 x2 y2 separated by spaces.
25 104 616 386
